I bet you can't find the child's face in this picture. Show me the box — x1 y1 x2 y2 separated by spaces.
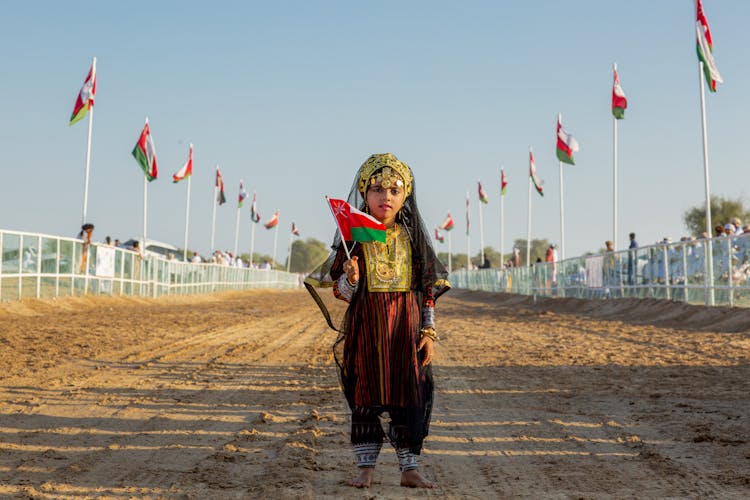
366 181 405 227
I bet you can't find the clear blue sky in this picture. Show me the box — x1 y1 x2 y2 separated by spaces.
2 1 748 261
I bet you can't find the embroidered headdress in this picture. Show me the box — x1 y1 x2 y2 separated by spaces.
357 153 413 197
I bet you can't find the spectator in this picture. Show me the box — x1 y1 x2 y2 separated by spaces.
732 217 743 236
190 251 202 263
627 232 638 285
104 235 113 246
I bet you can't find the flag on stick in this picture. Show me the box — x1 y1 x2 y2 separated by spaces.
327 197 386 243
132 119 158 181
264 210 280 229
172 144 193 183
292 222 300 236
612 65 628 119
501 168 508 196
530 149 544 196
435 228 445 243
215 167 226 205
439 213 455 231
238 180 248 207
556 114 579 165
696 0 723 92
478 181 489 204
250 192 261 222
70 59 97 126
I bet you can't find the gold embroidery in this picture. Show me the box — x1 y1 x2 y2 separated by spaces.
363 225 411 292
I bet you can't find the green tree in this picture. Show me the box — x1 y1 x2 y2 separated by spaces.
682 195 750 237
513 238 551 266
286 237 330 273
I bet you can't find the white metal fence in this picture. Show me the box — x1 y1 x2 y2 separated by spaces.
0 229 300 301
449 234 750 307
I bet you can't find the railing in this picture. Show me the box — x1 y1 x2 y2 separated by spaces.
449 234 750 307
0 229 299 301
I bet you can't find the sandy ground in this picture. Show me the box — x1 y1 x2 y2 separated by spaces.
0 288 749 499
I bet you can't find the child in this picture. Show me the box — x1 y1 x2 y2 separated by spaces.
305 153 450 488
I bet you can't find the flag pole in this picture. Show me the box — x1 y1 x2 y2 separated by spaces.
698 60 715 306
325 196 352 260
466 191 471 270
182 145 193 262
447 231 452 274
142 175 148 248
558 113 566 261
233 181 242 257
500 166 504 267
286 225 294 272
613 64 619 251
478 181 485 266
527 147 532 267
272 209 279 269
250 220 257 267
81 56 96 226
210 165 218 255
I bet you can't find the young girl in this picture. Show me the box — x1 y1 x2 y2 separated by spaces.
305 153 450 488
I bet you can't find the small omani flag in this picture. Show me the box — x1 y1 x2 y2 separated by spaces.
439 213 455 231
556 114 579 165
172 144 193 183
238 180 248 208
292 222 300 236
612 65 628 119
132 119 158 181
434 228 445 243
250 192 261 222
70 58 97 126
264 210 280 229
530 148 544 197
696 0 723 92
215 167 226 205
500 168 508 196
327 197 386 243
478 180 489 204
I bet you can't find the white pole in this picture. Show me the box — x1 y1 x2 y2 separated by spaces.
81 56 96 226
466 192 471 269
613 64 619 251
183 167 192 262
210 166 218 254
558 114 565 261
233 183 242 257
272 210 279 269
500 166 504 267
447 232 452 274
286 227 294 272
249 221 257 267
478 181 485 266
527 148 532 267
698 60 715 306
142 175 148 247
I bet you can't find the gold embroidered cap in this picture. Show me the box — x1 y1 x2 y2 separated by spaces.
357 153 413 197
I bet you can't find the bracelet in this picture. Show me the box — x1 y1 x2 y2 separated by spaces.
346 277 358 287
420 327 438 342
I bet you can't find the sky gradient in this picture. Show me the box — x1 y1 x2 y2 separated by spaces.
2 1 749 263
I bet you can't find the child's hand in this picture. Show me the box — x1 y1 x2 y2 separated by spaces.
344 256 359 285
418 336 434 366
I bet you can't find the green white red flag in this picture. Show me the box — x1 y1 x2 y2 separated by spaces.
478 180 489 204
292 222 300 236
70 59 96 126
132 119 158 181
238 180 248 208
250 192 260 222
215 167 226 205
612 65 628 119
696 0 723 92
172 144 193 183
500 168 508 196
327 197 386 243
530 148 544 196
264 210 279 229
556 115 579 165
439 213 455 231
434 228 445 243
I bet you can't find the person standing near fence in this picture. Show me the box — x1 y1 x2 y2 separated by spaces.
628 232 638 285
305 153 450 489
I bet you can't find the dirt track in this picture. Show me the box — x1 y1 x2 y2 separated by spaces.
0 289 748 499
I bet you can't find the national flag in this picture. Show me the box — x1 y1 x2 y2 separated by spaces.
264 210 280 229
439 213 455 231
69 59 97 126
172 144 193 183
478 180 489 204
530 148 544 196
327 197 386 243
292 222 300 236
612 65 628 119
238 180 248 208
696 0 723 92
465 194 470 236
556 114 579 165
434 228 445 243
132 119 158 181
500 168 508 196
250 192 261 223
215 167 226 205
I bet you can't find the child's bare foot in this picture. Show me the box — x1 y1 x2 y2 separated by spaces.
400 469 436 488
349 467 375 488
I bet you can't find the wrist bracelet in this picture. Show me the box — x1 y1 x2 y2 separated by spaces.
346 277 358 287
420 327 438 341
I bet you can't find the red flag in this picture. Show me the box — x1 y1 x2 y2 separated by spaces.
530 148 543 196
292 222 300 236
132 119 158 181
439 213 455 231
500 168 508 195
250 192 261 222
215 166 226 205
70 58 97 126
327 197 386 243
434 228 445 243
172 144 193 183
478 180 489 204
264 210 279 229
